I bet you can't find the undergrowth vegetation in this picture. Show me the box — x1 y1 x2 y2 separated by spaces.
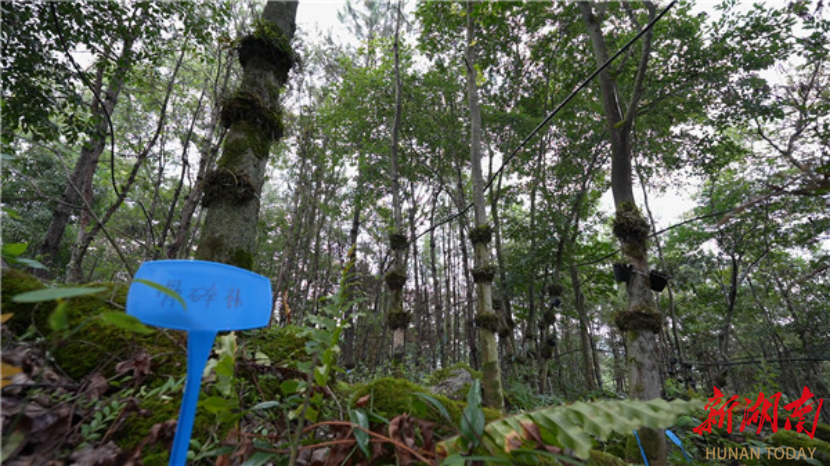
4 266 827 465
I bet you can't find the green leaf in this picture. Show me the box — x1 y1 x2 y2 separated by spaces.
249 400 282 411
13 258 47 270
304 405 319 423
2 206 22 220
441 454 466 466
133 278 187 311
280 380 301 395
2 243 28 257
461 404 485 448
99 312 154 335
49 301 69 332
412 392 455 426
12 287 107 303
440 398 703 461
350 409 371 458
200 396 238 414
467 379 482 406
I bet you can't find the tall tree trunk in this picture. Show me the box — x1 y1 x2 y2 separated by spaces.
579 2 665 463
465 0 503 411
39 29 138 276
167 46 232 259
454 165 477 370
195 1 297 269
571 265 597 391
66 40 187 282
429 191 446 368
341 188 362 368
157 86 207 259
385 0 409 374
487 148 516 364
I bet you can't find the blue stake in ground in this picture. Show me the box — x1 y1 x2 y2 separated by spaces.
127 260 272 466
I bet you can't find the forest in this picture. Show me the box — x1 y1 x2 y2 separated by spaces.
1 0 828 465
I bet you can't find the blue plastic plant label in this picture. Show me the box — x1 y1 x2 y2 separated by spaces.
126 260 272 466
127 259 272 332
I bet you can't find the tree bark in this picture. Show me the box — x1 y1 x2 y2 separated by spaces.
65 40 186 283
195 1 298 270
571 265 597 391
465 0 503 411
39 28 138 276
579 2 665 463
385 0 409 375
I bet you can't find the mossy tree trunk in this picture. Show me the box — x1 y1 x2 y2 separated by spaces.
385 0 409 375
195 1 297 269
465 0 503 412
579 2 665 463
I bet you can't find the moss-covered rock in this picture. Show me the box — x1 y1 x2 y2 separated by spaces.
51 283 187 382
765 430 830 465
806 422 830 443
425 363 482 401
2 268 47 335
350 377 500 435
242 325 308 365
0 279 187 382
424 363 482 388
115 393 218 465
589 449 626 465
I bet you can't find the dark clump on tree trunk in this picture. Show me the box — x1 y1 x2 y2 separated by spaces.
615 308 663 334
474 312 499 332
200 170 258 207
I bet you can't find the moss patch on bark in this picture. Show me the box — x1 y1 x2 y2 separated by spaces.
469 224 492 245
547 283 563 297
475 312 499 332
386 308 411 330
220 90 283 141
201 169 258 208
471 264 497 284
615 307 662 333
220 121 271 163
613 201 650 259
238 19 297 80
388 232 409 251
384 269 407 290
